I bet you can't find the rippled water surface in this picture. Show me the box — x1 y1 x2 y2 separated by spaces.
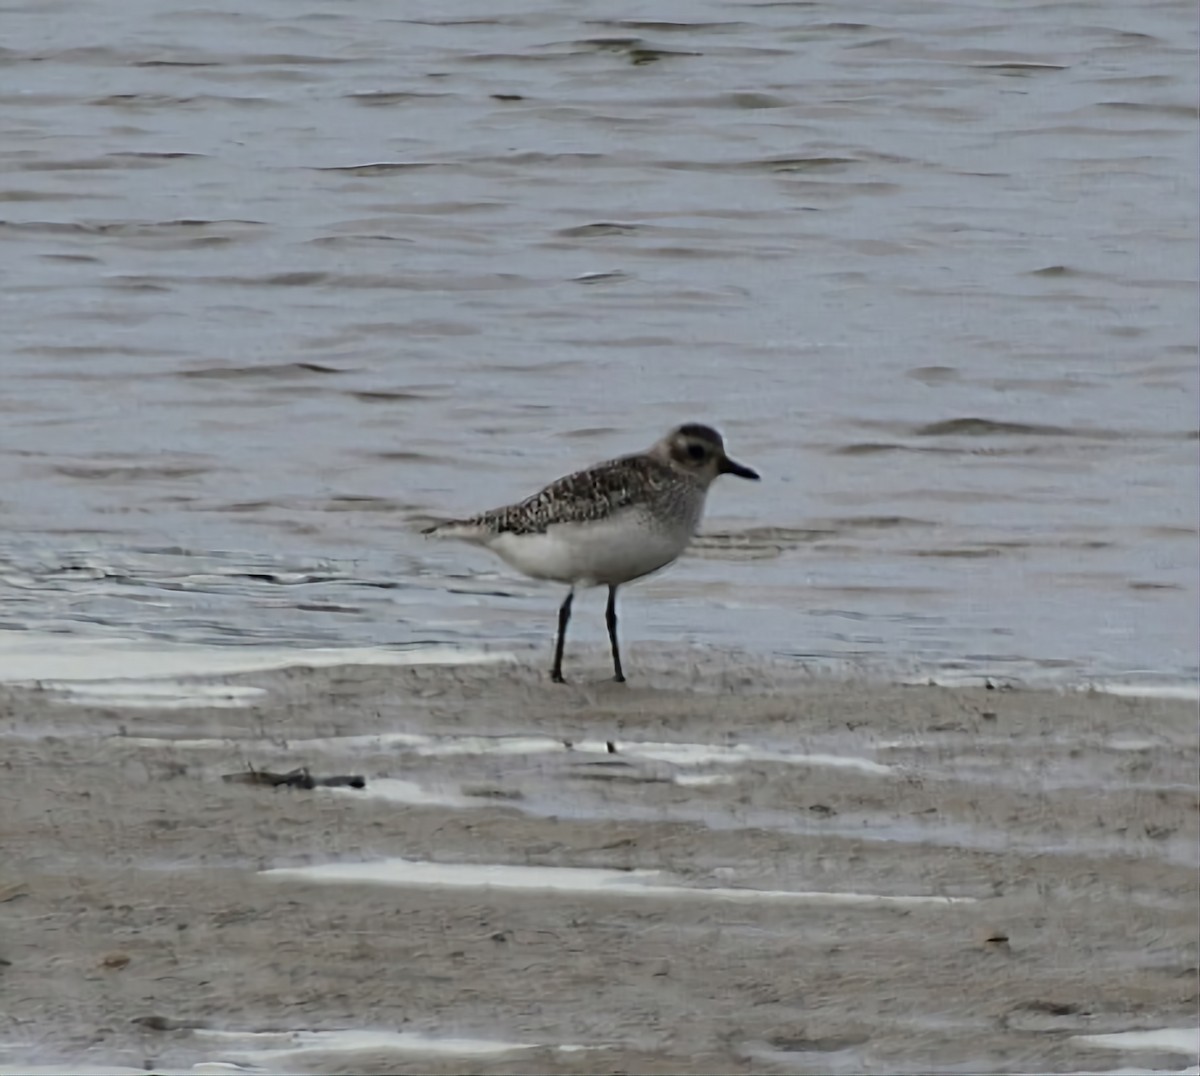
2 0 1197 684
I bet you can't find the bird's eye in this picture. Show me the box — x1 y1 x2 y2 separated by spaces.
686 443 707 461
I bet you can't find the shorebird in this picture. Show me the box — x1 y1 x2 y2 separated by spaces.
423 423 759 683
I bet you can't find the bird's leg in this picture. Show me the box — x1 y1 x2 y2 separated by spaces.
551 589 574 683
605 585 626 683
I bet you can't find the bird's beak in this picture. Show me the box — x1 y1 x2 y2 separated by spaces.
719 455 760 480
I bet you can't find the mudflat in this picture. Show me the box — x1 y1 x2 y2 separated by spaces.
2 655 1197 1074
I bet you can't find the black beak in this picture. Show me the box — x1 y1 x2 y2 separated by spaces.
719 455 760 480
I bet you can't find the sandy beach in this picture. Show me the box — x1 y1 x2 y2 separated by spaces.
2 651 1196 1074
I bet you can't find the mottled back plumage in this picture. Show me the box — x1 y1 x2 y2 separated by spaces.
459 454 693 536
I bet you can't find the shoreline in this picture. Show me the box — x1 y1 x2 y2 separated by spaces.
1 628 1196 708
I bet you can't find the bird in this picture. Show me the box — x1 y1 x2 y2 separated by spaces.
422 423 759 683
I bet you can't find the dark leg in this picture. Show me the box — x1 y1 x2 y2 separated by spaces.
551 589 574 683
605 585 626 683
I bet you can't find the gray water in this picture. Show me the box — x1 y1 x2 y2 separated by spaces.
2 0 1197 685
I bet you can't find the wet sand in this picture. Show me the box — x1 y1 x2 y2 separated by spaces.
2 654 1197 1075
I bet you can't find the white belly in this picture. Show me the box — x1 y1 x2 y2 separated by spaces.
485 513 692 586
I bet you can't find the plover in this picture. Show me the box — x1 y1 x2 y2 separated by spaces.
423 423 759 683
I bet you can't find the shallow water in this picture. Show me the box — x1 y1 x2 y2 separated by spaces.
2 0 1197 684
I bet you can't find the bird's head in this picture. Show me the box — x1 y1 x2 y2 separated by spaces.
653 423 760 487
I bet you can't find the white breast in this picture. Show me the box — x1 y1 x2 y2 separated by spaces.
485 509 697 587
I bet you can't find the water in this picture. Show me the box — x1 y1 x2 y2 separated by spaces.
2 0 1197 685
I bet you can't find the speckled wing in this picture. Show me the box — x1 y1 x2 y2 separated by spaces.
471 454 674 535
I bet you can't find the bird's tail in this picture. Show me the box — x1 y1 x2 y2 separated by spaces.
421 518 489 541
